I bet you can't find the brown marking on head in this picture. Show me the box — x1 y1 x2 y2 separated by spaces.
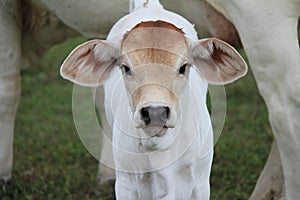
131 20 184 34
121 21 188 68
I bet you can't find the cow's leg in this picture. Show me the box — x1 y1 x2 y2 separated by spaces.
0 3 21 186
250 140 284 200
222 1 300 198
94 86 116 185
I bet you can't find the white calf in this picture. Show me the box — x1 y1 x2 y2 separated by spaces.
61 1 247 199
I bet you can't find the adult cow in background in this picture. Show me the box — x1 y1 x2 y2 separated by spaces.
197 1 300 199
0 0 299 199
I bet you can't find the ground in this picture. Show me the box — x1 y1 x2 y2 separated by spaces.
1 38 272 200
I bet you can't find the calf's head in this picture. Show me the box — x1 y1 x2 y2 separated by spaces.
60 21 247 136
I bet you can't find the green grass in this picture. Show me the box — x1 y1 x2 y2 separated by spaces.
1 39 272 199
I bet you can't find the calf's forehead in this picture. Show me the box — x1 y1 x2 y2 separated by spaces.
121 21 189 67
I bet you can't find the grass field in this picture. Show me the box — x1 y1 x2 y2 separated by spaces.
1 38 273 200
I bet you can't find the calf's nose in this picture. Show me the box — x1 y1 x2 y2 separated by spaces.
140 106 170 127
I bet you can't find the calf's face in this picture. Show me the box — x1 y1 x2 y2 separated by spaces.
120 23 190 135
60 20 247 136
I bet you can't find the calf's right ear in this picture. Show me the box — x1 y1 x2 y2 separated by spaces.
191 38 247 85
60 39 118 87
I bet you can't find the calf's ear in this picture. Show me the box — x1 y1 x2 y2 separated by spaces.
60 39 118 87
191 38 247 85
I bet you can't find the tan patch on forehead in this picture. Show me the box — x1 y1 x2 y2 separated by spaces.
121 21 188 68
131 21 184 34
125 49 184 67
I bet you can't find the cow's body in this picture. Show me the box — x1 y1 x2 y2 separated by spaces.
1 0 300 199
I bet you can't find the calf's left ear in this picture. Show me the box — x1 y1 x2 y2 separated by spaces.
191 38 247 85
60 39 118 87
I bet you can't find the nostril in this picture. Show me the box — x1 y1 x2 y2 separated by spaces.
164 106 170 119
141 107 151 126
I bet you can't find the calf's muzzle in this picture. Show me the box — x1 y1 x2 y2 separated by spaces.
140 106 170 128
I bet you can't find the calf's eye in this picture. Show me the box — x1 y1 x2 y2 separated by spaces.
178 64 188 75
121 64 132 76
